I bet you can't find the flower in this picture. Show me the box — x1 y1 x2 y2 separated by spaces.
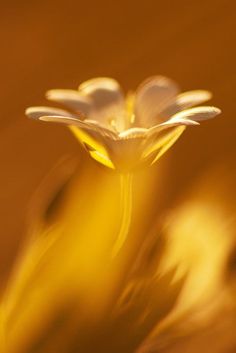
26 76 221 170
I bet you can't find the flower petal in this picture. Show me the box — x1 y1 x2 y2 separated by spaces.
142 124 186 166
134 76 180 127
26 110 115 166
106 136 147 170
38 114 119 168
158 90 212 120
38 115 117 139
142 105 220 165
169 106 221 122
148 118 198 137
78 77 126 130
25 106 78 120
88 150 115 169
143 126 186 165
118 127 148 139
46 89 92 115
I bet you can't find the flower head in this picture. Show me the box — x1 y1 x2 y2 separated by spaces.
26 76 221 170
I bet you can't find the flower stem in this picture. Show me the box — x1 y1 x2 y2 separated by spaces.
112 173 133 257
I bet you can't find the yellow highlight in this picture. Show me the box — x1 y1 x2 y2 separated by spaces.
69 125 114 169
89 150 115 169
142 126 185 164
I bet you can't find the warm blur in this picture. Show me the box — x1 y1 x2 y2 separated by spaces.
1 0 235 282
0 0 236 351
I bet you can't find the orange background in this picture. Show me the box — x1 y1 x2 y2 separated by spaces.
0 0 235 285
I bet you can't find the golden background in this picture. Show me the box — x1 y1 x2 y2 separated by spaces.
0 0 235 288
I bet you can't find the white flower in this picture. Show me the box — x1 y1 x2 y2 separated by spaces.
26 76 221 170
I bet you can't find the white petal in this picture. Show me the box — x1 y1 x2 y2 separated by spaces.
25 106 77 120
46 89 91 115
84 118 116 132
148 118 198 137
170 106 221 122
79 77 121 94
134 76 180 127
176 90 212 107
39 115 117 139
148 105 220 137
159 90 212 119
106 136 147 170
78 77 125 129
39 115 83 124
118 127 148 139
161 118 200 127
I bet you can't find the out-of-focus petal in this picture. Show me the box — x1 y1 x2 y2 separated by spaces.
79 77 126 130
46 89 92 115
134 76 180 127
159 90 212 120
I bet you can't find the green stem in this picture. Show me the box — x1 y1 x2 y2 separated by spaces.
112 173 133 257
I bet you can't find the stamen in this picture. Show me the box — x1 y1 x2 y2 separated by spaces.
109 118 117 130
125 93 135 126
130 113 135 124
